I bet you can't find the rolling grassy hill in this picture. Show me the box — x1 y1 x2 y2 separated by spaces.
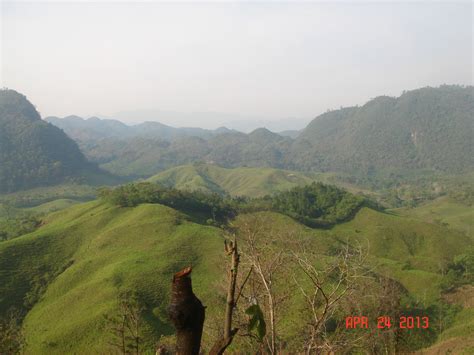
24 199 81 215
393 196 473 238
0 201 225 353
147 164 316 197
0 197 472 353
331 207 471 302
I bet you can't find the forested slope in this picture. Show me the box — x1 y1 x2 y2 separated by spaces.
0 90 111 193
65 86 474 184
291 85 474 177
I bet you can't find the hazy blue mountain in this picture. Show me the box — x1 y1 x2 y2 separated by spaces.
289 85 474 178
223 117 311 133
46 115 132 140
47 85 474 184
45 115 239 142
111 109 309 132
277 130 301 138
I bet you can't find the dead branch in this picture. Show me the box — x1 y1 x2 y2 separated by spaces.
209 238 240 355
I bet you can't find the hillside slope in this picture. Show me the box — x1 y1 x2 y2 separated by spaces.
0 201 224 353
0 90 114 193
292 85 474 176
0 199 471 353
73 86 473 183
147 164 316 197
393 196 473 238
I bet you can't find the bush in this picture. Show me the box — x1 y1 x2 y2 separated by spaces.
270 182 366 226
98 183 236 223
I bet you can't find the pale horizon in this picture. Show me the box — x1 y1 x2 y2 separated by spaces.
1 1 472 129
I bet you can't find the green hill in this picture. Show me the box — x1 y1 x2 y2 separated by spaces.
0 196 472 353
147 164 316 197
0 90 119 193
291 85 474 181
0 200 225 353
332 207 471 299
81 129 293 179
75 86 473 186
393 196 473 238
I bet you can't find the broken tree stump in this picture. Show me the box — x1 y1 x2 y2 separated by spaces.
168 267 205 355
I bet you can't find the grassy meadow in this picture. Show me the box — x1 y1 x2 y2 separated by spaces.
0 191 472 353
0 165 472 353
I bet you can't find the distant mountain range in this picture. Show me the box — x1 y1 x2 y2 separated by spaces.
78 127 292 177
110 109 310 133
44 115 242 142
66 85 473 183
2 85 472 192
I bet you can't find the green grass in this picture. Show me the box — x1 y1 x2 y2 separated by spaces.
333 208 470 270
146 163 373 198
439 307 474 340
0 199 472 353
330 208 472 303
392 196 473 237
24 199 80 214
0 199 82 241
0 201 225 353
147 164 315 197
421 307 474 354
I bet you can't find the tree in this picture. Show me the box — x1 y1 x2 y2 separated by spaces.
105 291 144 354
209 234 256 355
236 214 292 354
291 243 369 353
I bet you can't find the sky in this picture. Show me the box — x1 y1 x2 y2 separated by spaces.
1 1 472 129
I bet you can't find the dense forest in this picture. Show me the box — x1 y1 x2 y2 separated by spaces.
56 86 474 187
98 181 369 228
1 86 471 193
290 85 474 184
0 90 119 193
79 128 291 178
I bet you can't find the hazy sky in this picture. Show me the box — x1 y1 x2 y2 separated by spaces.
1 1 472 128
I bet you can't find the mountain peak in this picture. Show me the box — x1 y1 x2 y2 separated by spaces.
0 89 41 123
248 127 282 142
0 90 99 193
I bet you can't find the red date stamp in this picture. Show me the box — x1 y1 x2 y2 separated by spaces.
345 316 429 329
